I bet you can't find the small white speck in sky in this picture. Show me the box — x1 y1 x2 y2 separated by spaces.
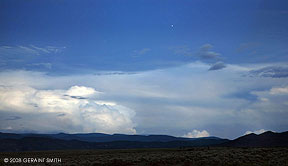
171 24 174 28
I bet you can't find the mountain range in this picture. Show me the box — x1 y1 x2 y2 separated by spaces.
0 131 287 152
0 132 222 142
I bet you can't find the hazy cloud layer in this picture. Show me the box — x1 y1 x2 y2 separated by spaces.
0 62 287 138
0 45 65 71
0 45 65 57
27 63 52 69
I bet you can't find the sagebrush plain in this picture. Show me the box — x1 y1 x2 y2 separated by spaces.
1 147 288 166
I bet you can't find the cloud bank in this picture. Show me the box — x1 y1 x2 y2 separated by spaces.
0 85 136 134
0 62 287 138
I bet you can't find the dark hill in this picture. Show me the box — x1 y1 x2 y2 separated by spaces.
0 137 228 152
221 131 288 147
0 132 221 143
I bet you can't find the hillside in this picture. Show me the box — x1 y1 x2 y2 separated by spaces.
221 131 288 147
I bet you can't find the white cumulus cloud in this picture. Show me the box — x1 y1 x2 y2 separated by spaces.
270 86 288 95
183 130 210 138
66 85 100 97
0 85 136 134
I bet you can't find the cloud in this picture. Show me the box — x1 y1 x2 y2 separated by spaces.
244 129 266 135
249 66 288 78
27 63 52 69
172 44 221 60
270 86 288 95
209 61 227 71
5 116 22 121
93 71 135 76
171 44 224 70
197 44 221 60
0 85 136 134
29 45 65 54
248 85 288 114
66 86 99 97
183 130 210 138
0 45 65 70
0 62 287 138
0 45 65 57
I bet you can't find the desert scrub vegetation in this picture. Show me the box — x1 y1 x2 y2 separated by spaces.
0 147 288 166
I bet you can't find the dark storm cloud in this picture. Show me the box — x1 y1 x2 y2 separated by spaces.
209 62 227 71
70 96 87 100
57 113 66 117
5 116 22 120
63 94 87 100
249 66 288 78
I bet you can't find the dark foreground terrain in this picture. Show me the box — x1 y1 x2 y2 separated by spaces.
1 147 288 166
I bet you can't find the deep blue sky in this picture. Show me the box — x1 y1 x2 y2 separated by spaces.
1 0 288 72
0 0 288 138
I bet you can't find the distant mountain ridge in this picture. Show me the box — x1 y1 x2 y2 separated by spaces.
0 132 227 152
0 132 222 143
220 131 288 147
0 131 287 152
0 137 228 152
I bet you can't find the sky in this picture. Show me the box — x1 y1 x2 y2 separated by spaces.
0 0 288 139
